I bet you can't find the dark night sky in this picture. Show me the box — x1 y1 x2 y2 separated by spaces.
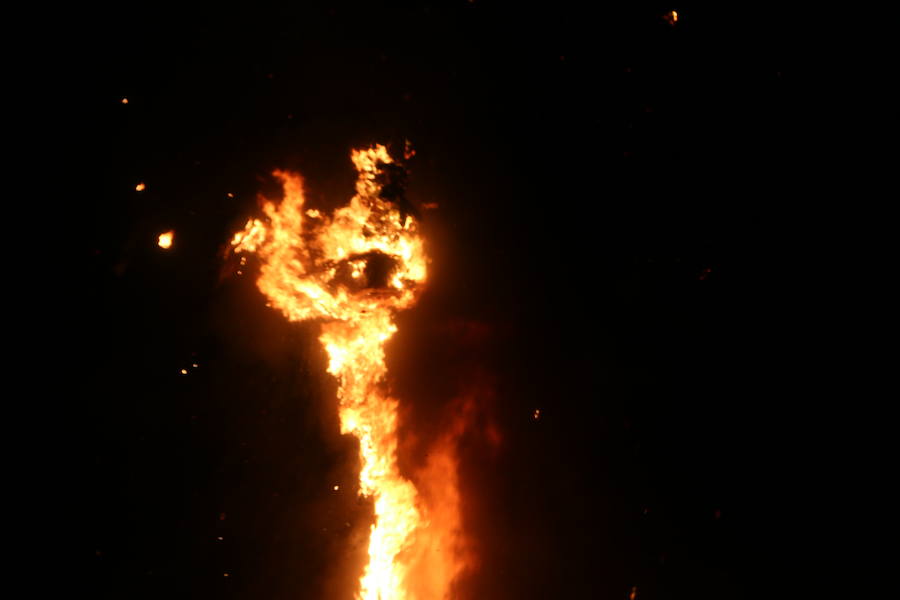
80 3 818 599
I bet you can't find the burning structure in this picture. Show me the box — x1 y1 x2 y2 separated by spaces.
231 145 467 599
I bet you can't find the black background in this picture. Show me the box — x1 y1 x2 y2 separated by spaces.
80 3 818 599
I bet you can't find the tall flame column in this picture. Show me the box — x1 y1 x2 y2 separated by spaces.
232 146 427 599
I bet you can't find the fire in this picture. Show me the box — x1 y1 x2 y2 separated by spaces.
233 145 463 599
157 230 174 249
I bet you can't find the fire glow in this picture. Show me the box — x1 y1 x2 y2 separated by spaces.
232 145 468 599
157 230 174 249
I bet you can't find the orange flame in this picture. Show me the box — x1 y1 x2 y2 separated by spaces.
157 230 174 249
233 145 465 599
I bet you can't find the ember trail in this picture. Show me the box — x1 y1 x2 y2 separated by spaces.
232 145 459 599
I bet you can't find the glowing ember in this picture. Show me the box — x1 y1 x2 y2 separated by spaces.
158 230 174 249
232 145 465 599
121 97 129 104
135 182 146 192
664 10 678 25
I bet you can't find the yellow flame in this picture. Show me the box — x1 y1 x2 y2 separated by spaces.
158 230 174 249
232 145 466 599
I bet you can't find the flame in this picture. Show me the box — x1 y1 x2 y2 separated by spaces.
233 145 465 599
158 230 174 249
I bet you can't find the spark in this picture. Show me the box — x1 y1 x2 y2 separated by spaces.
121 97 129 104
135 182 146 192
180 368 188 375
